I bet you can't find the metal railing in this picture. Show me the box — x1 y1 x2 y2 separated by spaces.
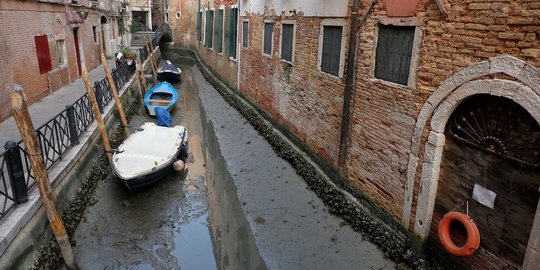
0 23 169 220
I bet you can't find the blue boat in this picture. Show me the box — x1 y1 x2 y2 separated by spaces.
144 81 178 116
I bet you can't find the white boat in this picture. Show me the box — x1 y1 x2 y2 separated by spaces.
112 122 188 191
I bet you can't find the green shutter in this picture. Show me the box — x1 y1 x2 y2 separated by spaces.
215 10 223 53
197 12 202 41
228 8 237 58
205 10 214 48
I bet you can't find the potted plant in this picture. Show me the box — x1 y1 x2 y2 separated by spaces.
121 46 136 65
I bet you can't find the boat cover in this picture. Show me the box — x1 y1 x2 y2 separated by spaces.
157 60 182 75
112 123 187 180
156 107 172 127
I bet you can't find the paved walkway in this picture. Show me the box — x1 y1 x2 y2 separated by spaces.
0 59 116 148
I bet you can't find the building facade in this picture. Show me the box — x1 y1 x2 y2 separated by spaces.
169 0 239 90
130 0 153 30
0 0 131 122
170 0 539 269
152 0 170 29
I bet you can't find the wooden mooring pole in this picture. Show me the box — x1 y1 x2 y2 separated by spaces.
10 92 79 270
101 53 130 138
145 38 158 82
147 39 159 72
81 65 112 162
135 60 146 106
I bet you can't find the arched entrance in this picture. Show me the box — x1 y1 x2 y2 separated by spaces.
435 94 539 267
101 16 113 58
401 55 540 269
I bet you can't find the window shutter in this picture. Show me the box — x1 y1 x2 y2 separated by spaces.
281 24 293 62
35 35 52 74
374 25 415 85
229 8 237 58
205 10 214 48
215 9 223 53
197 12 202 41
321 26 342 76
242 21 248 48
263 23 273 55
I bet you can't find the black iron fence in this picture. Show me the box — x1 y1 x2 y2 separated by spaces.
0 25 167 220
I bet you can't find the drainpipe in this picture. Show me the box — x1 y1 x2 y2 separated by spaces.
236 0 241 92
338 0 377 167
337 0 361 167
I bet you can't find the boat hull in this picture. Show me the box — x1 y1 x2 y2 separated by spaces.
121 163 174 191
157 72 181 83
111 123 188 191
144 81 178 116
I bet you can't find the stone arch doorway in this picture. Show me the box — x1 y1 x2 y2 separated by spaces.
435 94 539 267
100 16 113 58
400 55 540 269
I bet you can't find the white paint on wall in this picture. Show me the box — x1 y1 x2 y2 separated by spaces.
241 0 347 17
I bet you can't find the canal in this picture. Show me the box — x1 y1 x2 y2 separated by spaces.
72 46 396 270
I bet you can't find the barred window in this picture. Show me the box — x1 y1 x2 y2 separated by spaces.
55 39 65 66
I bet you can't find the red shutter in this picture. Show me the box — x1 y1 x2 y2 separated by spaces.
34 35 52 74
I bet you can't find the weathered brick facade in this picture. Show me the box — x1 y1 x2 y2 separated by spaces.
0 0 131 122
169 0 239 90
0 0 109 121
168 0 540 269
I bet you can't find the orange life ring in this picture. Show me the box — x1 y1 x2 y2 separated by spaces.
438 211 480 257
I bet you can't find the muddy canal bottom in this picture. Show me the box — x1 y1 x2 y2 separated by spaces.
73 63 218 269
73 49 394 270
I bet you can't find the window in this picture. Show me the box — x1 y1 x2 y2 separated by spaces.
118 19 124 36
225 7 237 58
205 10 214 48
374 24 416 86
197 11 202 42
55 39 65 66
280 23 294 62
320 25 343 76
92 25 98 43
263 22 274 55
242 21 248 48
214 9 224 53
34 35 52 74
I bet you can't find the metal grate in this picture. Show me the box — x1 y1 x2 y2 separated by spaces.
447 95 540 167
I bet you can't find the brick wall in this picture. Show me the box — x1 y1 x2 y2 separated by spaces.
166 0 540 268
239 12 350 166
168 0 239 90
0 0 101 122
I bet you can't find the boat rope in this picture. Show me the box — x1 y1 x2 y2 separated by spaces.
123 124 143 131
96 145 124 154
